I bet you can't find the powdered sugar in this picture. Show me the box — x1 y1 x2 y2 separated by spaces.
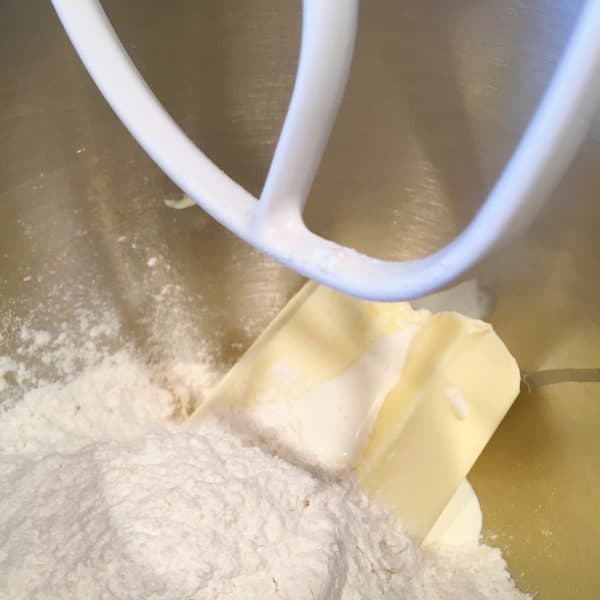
0 268 527 599
0 347 528 599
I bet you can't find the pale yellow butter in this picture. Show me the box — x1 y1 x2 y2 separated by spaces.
186 282 520 543
357 310 520 541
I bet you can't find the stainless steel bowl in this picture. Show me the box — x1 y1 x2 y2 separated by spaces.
2 2 599 596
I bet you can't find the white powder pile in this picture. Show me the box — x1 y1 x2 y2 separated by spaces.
0 351 528 600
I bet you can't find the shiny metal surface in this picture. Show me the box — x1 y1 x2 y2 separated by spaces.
1 1 599 596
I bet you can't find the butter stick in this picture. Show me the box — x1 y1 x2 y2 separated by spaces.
186 282 520 543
